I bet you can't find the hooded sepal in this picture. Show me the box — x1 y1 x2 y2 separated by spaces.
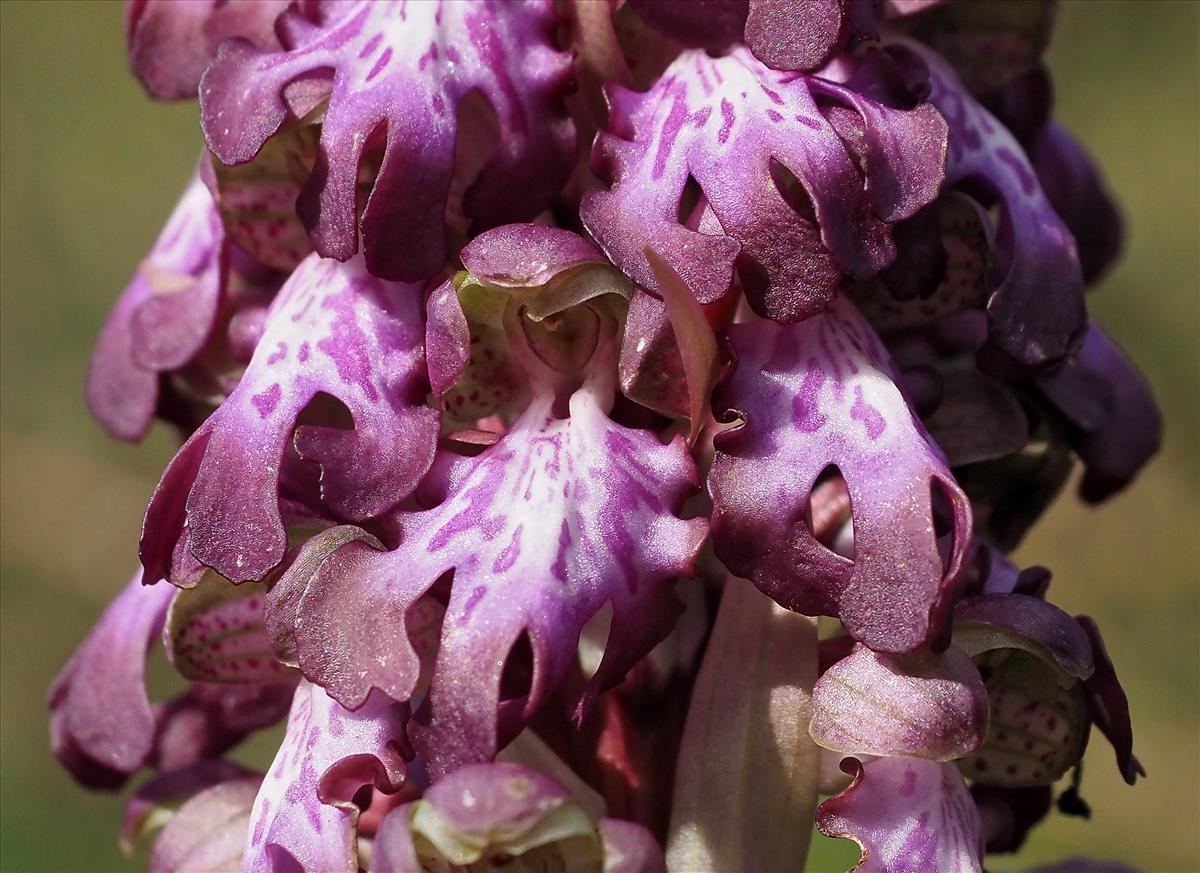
895 39 1086 376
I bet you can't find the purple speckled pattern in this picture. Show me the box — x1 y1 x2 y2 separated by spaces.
812 643 989 762
165 576 292 684
140 253 438 584
818 757 984 873
709 295 972 653
86 173 224 442
896 39 1086 375
49 571 174 788
583 46 946 322
199 0 575 281
279 379 704 777
242 679 407 873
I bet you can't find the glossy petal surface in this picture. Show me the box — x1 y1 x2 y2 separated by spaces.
200 0 574 280
709 295 972 652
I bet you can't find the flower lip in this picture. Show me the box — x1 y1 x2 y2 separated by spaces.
199 1 576 282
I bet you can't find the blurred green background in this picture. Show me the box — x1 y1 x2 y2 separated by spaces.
0 2 1196 871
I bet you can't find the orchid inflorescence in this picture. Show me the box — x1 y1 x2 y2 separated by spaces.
54 2 1161 871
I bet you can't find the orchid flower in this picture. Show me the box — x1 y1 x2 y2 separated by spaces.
55 2 1161 871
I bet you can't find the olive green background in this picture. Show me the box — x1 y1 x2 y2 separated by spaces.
1 2 1196 871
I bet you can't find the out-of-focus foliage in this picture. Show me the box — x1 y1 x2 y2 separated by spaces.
0 2 1195 870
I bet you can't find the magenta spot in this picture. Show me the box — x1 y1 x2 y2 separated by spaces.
759 83 784 105
267 342 287 365
792 363 829 433
298 342 310 362
492 524 522 573
974 759 988 772
251 383 282 418
358 32 382 59
795 114 821 130
900 768 918 797
767 109 783 123
850 386 886 440
462 585 487 622
719 99 735 144
366 46 393 82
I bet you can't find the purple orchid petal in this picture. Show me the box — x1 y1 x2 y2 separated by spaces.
922 368 1029 467
86 172 224 442
49 571 174 788
1076 616 1144 785
243 679 407 873
150 774 263 873
817 756 985 873
1031 122 1123 284
200 1 575 281
745 0 879 73
583 47 946 322
897 40 1086 375
811 643 989 762
126 0 288 100
277 380 705 777
141 253 438 584
709 295 972 653
460 224 608 289
1036 323 1162 504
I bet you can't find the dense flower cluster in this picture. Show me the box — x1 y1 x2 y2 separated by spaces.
56 2 1159 871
